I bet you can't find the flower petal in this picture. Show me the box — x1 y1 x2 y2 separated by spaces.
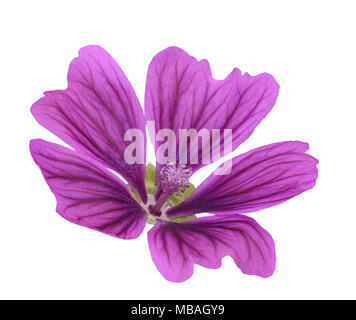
167 141 318 217
148 214 275 282
31 45 147 203
30 139 147 239
145 46 279 174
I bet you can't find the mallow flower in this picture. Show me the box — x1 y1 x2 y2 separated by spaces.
30 45 318 282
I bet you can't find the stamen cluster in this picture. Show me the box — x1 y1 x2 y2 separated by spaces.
157 163 192 197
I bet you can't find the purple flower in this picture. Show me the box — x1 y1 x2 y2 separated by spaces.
30 45 318 282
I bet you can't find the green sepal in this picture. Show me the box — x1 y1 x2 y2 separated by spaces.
146 217 157 225
168 182 196 207
128 185 139 202
145 163 156 194
171 214 197 223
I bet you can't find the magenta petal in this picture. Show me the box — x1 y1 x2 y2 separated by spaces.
168 141 318 217
148 215 275 282
30 139 147 239
31 45 147 203
145 46 279 173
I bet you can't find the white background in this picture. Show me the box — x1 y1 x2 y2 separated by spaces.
0 0 355 299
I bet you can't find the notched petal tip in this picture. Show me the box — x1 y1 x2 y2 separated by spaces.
145 46 281 174
148 215 276 282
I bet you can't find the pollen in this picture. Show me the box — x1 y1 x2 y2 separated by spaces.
157 162 192 197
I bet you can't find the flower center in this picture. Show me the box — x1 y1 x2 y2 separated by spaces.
157 162 192 196
148 163 192 216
